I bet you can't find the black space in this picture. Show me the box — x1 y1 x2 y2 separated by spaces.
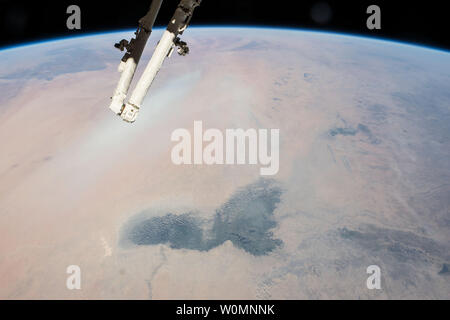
0 0 448 51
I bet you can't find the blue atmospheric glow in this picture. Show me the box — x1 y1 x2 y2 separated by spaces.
0 26 449 55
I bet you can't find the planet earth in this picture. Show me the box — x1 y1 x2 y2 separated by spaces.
0 27 449 299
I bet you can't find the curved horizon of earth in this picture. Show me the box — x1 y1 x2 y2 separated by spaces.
0 27 449 299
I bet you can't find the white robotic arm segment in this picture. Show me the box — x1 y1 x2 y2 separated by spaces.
108 0 202 123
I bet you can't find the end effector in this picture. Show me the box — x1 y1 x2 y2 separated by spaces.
119 103 140 123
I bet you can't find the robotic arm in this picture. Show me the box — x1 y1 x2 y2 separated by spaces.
108 0 202 123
